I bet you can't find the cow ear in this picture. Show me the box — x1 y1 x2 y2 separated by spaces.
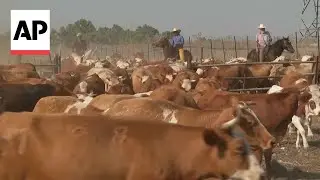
202 129 226 147
299 91 312 103
202 129 227 157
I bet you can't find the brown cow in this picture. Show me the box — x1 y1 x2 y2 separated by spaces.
104 98 275 151
192 77 228 103
86 67 132 94
33 95 103 115
73 73 105 96
89 94 137 111
33 96 78 113
280 71 310 91
0 112 263 180
197 65 245 90
131 64 174 93
196 87 312 179
171 69 200 91
149 85 199 109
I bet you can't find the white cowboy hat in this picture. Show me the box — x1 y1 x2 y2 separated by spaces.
172 28 181 32
258 24 266 29
76 33 82 37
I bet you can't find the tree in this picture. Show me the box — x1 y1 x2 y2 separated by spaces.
51 18 171 46
95 27 111 44
50 28 61 45
133 24 159 43
161 31 172 38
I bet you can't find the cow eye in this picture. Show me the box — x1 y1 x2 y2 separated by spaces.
309 100 316 110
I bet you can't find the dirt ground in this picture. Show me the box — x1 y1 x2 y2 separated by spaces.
270 117 320 180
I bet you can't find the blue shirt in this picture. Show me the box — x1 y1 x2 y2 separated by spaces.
169 35 184 47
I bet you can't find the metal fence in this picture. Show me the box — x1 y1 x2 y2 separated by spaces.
16 54 61 77
194 57 320 92
87 32 318 63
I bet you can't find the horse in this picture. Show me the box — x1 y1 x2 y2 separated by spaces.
152 36 193 69
247 37 295 62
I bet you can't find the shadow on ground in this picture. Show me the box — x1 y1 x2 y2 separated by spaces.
271 160 320 180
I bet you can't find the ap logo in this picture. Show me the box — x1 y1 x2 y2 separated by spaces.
11 10 50 55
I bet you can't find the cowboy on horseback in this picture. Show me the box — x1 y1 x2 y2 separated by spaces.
256 24 272 62
169 28 185 62
72 33 88 57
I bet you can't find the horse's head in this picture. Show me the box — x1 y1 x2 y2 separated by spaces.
152 36 170 48
281 36 295 53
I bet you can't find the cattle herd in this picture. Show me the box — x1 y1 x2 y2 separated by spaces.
0 52 319 180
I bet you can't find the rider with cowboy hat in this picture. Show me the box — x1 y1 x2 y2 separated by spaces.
256 24 272 62
72 32 88 57
169 28 185 62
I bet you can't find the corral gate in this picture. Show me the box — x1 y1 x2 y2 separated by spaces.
18 53 61 77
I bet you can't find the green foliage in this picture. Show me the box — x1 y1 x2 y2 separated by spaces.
49 19 168 47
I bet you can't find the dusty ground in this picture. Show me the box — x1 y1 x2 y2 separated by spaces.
270 117 320 180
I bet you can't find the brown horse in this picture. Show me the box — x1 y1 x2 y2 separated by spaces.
152 36 193 69
247 37 295 62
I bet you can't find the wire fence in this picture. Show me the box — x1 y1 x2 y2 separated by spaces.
1 32 319 65
79 32 319 63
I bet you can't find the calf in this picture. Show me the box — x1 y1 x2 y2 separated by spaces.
104 98 275 151
268 85 317 149
0 112 263 180
0 83 56 112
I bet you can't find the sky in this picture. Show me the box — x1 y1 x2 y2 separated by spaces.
0 0 316 38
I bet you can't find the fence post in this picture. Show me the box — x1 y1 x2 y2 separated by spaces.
221 39 226 62
295 32 299 58
200 47 204 62
233 36 237 58
210 39 213 58
188 36 191 52
315 56 319 84
100 46 103 58
246 36 249 54
147 43 150 61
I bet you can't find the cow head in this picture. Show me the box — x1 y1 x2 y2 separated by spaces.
172 70 200 91
306 97 320 116
196 103 263 179
73 73 105 96
229 101 276 150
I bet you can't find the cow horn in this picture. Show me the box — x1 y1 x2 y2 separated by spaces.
221 101 247 129
221 117 238 129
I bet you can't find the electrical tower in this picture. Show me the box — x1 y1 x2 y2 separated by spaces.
300 0 320 54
